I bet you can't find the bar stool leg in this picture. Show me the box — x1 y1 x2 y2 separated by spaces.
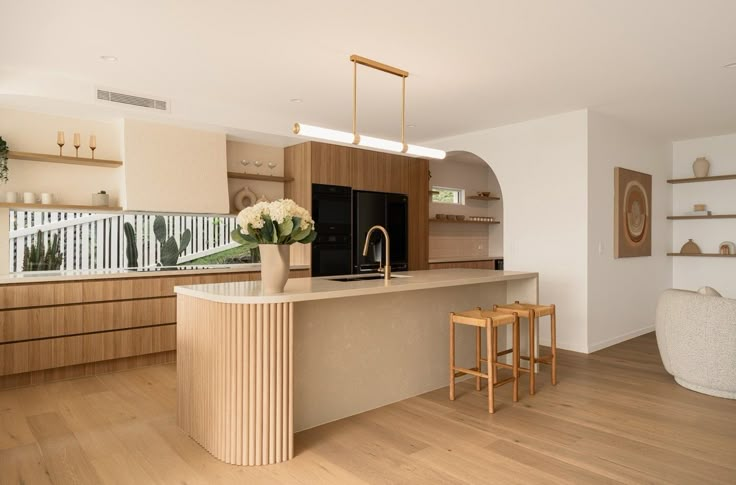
528 309 536 396
486 319 494 413
551 304 557 386
449 314 455 401
475 327 481 391
491 326 498 385
513 313 519 402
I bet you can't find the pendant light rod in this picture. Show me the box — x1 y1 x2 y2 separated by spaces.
349 54 409 78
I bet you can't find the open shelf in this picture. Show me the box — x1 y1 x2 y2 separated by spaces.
8 151 122 168
430 218 500 225
466 195 501 201
667 253 736 258
0 202 122 212
227 172 294 183
667 214 736 220
429 190 440 195
667 174 736 184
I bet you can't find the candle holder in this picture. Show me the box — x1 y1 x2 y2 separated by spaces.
73 133 81 157
57 131 65 156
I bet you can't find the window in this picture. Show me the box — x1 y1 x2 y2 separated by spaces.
431 186 464 205
8 210 258 273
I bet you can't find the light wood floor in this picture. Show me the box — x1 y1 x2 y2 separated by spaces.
1 332 735 484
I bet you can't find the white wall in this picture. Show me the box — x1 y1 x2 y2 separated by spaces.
587 111 672 352
431 110 590 353
226 140 284 213
428 158 503 259
672 133 736 297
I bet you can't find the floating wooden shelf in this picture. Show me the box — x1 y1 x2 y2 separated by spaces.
466 195 501 201
0 202 122 212
667 253 736 258
667 214 736 220
430 218 500 225
227 172 294 183
667 174 736 184
7 151 123 168
429 190 440 195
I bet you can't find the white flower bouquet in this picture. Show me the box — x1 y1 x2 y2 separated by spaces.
232 199 317 249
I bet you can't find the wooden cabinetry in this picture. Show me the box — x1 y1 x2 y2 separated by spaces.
0 268 309 389
285 141 429 270
429 260 497 270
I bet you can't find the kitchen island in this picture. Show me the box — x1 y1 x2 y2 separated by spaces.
175 268 538 466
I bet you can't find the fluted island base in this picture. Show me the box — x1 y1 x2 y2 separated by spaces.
177 296 293 466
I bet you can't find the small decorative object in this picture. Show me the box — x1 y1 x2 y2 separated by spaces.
268 161 278 175
253 160 263 174
123 222 139 268
73 133 81 157
436 213 447 220
23 192 36 204
92 190 109 207
40 193 54 205
692 157 710 178
614 167 652 258
478 191 491 197
233 186 253 211
489 217 495 222
719 241 735 255
23 230 64 271
153 216 192 267
5 191 18 203
57 131 65 156
0 136 9 183
693 203 707 212
89 135 97 159
240 159 250 173
234 199 316 293
680 239 701 254
456 215 465 221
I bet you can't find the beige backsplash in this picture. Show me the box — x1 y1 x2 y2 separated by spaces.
429 235 490 259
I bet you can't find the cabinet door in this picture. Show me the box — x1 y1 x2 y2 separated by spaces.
311 142 353 186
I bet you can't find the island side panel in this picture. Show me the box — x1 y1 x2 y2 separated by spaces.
177 295 294 466
292 280 512 432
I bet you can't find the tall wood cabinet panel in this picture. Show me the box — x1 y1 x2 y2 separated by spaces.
284 143 313 268
311 142 353 186
407 157 430 270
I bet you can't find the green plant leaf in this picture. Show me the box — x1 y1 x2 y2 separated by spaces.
277 219 294 243
153 216 167 244
291 227 311 241
179 229 192 255
231 226 248 245
300 230 317 244
160 236 179 266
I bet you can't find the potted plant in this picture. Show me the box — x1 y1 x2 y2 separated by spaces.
233 199 316 293
0 136 9 183
92 190 109 207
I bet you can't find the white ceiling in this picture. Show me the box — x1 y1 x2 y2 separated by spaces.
2 0 735 146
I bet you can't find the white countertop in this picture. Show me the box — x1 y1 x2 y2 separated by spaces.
174 268 537 304
0 264 310 285
429 256 503 263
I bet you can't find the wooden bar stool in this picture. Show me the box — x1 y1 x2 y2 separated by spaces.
449 308 520 413
494 302 557 395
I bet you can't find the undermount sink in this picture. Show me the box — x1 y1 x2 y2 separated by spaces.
327 274 410 282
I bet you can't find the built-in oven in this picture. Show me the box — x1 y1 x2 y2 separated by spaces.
311 184 352 276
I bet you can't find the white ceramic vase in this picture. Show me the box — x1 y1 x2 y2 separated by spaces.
692 157 710 178
259 244 290 293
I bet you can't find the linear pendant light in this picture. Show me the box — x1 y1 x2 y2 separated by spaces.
293 54 446 160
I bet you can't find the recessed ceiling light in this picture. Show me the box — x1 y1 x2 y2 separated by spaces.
100 55 118 62
724 62 736 68
290 98 303 103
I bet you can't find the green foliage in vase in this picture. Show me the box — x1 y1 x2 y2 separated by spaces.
233 200 316 249
0 136 9 183
123 222 139 268
23 231 64 271
153 216 192 267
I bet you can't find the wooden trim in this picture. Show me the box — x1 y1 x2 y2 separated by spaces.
7 150 123 168
227 172 294 183
430 218 500 224
667 253 736 257
667 214 736 220
667 174 736 184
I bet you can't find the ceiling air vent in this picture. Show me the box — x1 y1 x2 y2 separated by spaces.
96 88 169 112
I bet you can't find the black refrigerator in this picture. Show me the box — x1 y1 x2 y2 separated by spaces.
353 190 409 274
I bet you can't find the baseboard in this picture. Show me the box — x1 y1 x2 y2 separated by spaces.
588 325 655 353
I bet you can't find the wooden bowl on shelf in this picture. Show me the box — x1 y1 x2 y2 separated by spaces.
456 215 465 221
436 213 447 220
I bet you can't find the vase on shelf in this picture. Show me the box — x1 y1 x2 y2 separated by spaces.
692 157 710 178
259 244 291 293
680 239 701 255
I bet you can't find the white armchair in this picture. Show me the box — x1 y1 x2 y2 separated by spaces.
655 289 736 399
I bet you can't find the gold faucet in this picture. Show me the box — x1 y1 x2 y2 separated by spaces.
362 225 391 281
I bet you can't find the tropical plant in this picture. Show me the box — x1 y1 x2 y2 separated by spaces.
0 136 9 183
123 222 139 268
153 216 192 267
23 231 64 271
233 199 316 249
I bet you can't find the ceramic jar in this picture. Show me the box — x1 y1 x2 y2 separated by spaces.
692 157 710 178
259 244 290 293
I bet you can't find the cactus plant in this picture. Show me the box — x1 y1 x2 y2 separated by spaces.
153 216 192 267
0 136 8 183
123 222 138 269
23 231 64 271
